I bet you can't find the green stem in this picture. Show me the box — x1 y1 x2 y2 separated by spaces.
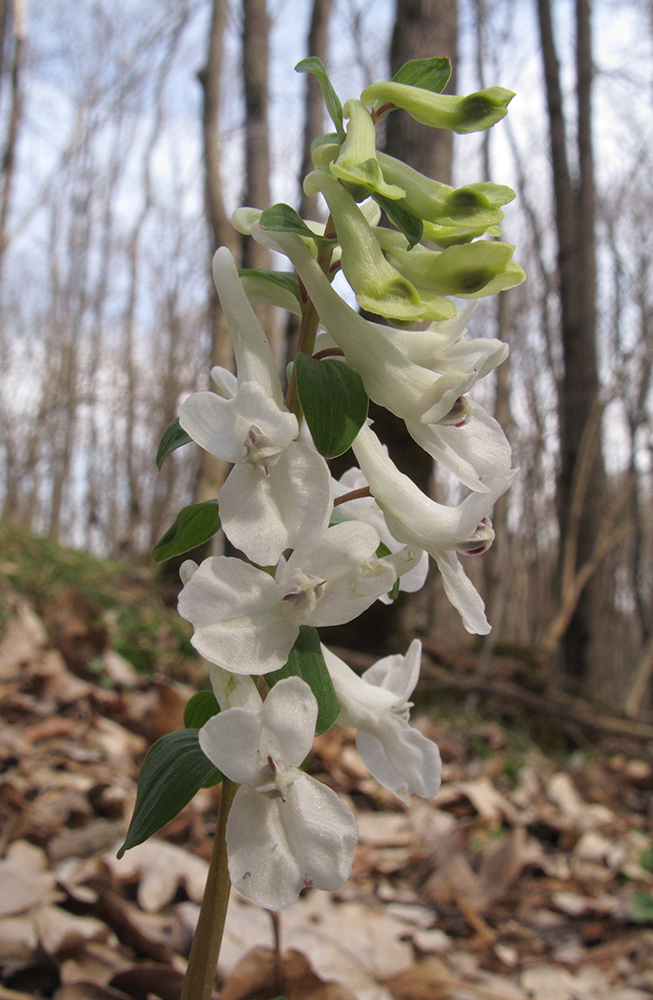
285 295 321 420
285 216 336 421
180 778 239 1000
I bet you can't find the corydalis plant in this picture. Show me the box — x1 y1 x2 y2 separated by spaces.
122 55 523 1000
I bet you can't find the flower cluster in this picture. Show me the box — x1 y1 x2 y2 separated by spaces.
127 57 522 913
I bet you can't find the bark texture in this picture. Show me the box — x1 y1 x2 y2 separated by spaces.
537 0 607 679
195 0 239 507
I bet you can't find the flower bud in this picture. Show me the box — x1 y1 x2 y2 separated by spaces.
383 238 525 299
438 396 473 427
360 82 514 134
303 170 456 322
329 99 405 201
377 152 512 232
456 517 495 556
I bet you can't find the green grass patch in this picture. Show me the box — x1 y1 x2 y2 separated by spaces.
0 521 197 679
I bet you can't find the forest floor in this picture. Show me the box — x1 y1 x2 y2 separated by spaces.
1 524 653 1000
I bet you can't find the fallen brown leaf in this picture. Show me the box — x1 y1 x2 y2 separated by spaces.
220 947 357 1000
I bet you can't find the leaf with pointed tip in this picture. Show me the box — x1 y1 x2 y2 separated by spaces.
295 353 368 459
117 730 221 858
156 418 192 470
152 500 221 562
184 691 220 729
238 269 302 314
392 57 451 94
295 57 345 139
266 626 340 734
259 203 335 247
373 193 424 249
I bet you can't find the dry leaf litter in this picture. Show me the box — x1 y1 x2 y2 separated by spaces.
1 595 653 1000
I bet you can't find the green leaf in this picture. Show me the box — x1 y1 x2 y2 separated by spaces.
392 57 451 94
259 203 335 246
376 541 392 559
295 353 368 458
266 626 340 735
117 730 221 858
152 500 221 562
238 269 302 314
184 690 220 729
373 192 424 249
156 417 192 470
631 892 653 923
295 57 345 140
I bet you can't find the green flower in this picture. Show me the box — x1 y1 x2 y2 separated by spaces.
304 170 455 322
377 232 525 299
329 100 405 201
360 82 514 134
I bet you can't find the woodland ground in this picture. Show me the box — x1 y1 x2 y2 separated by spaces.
1 522 653 1000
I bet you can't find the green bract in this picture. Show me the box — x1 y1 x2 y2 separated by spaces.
238 269 302 315
184 690 220 729
155 417 192 470
295 352 368 458
295 57 345 140
391 56 451 94
117 730 221 858
152 500 221 562
265 625 341 734
360 82 514 134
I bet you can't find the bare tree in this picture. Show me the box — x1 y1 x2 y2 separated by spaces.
537 0 609 681
194 0 240 507
298 0 334 222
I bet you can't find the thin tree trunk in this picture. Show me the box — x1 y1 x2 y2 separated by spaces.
286 0 334 371
0 0 25 282
241 0 280 362
537 0 607 680
298 0 333 221
194 0 239 507
324 0 458 656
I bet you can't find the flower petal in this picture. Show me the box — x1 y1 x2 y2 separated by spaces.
260 677 318 767
218 442 332 565
179 391 243 463
407 402 513 492
362 638 422 702
434 549 491 634
212 247 284 407
357 719 442 804
225 775 357 909
199 708 262 784
177 556 298 674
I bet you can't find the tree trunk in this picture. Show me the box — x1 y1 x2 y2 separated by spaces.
194 0 239 507
537 0 607 680
323 0 458 656
384 0 457 184
241 0 280 362
286 0 334 371
298 0 333 222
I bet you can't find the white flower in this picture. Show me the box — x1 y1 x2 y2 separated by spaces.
351 422 516 634
199 677 358 909
334 466 429 602
177 521 401 675
322 641 441 805
178 248 332 565
251 222 512 492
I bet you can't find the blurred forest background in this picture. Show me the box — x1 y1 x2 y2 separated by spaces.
1 0 653 716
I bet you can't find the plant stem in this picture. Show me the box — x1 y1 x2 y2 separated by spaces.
180 778 239 1000
285 215 336 420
